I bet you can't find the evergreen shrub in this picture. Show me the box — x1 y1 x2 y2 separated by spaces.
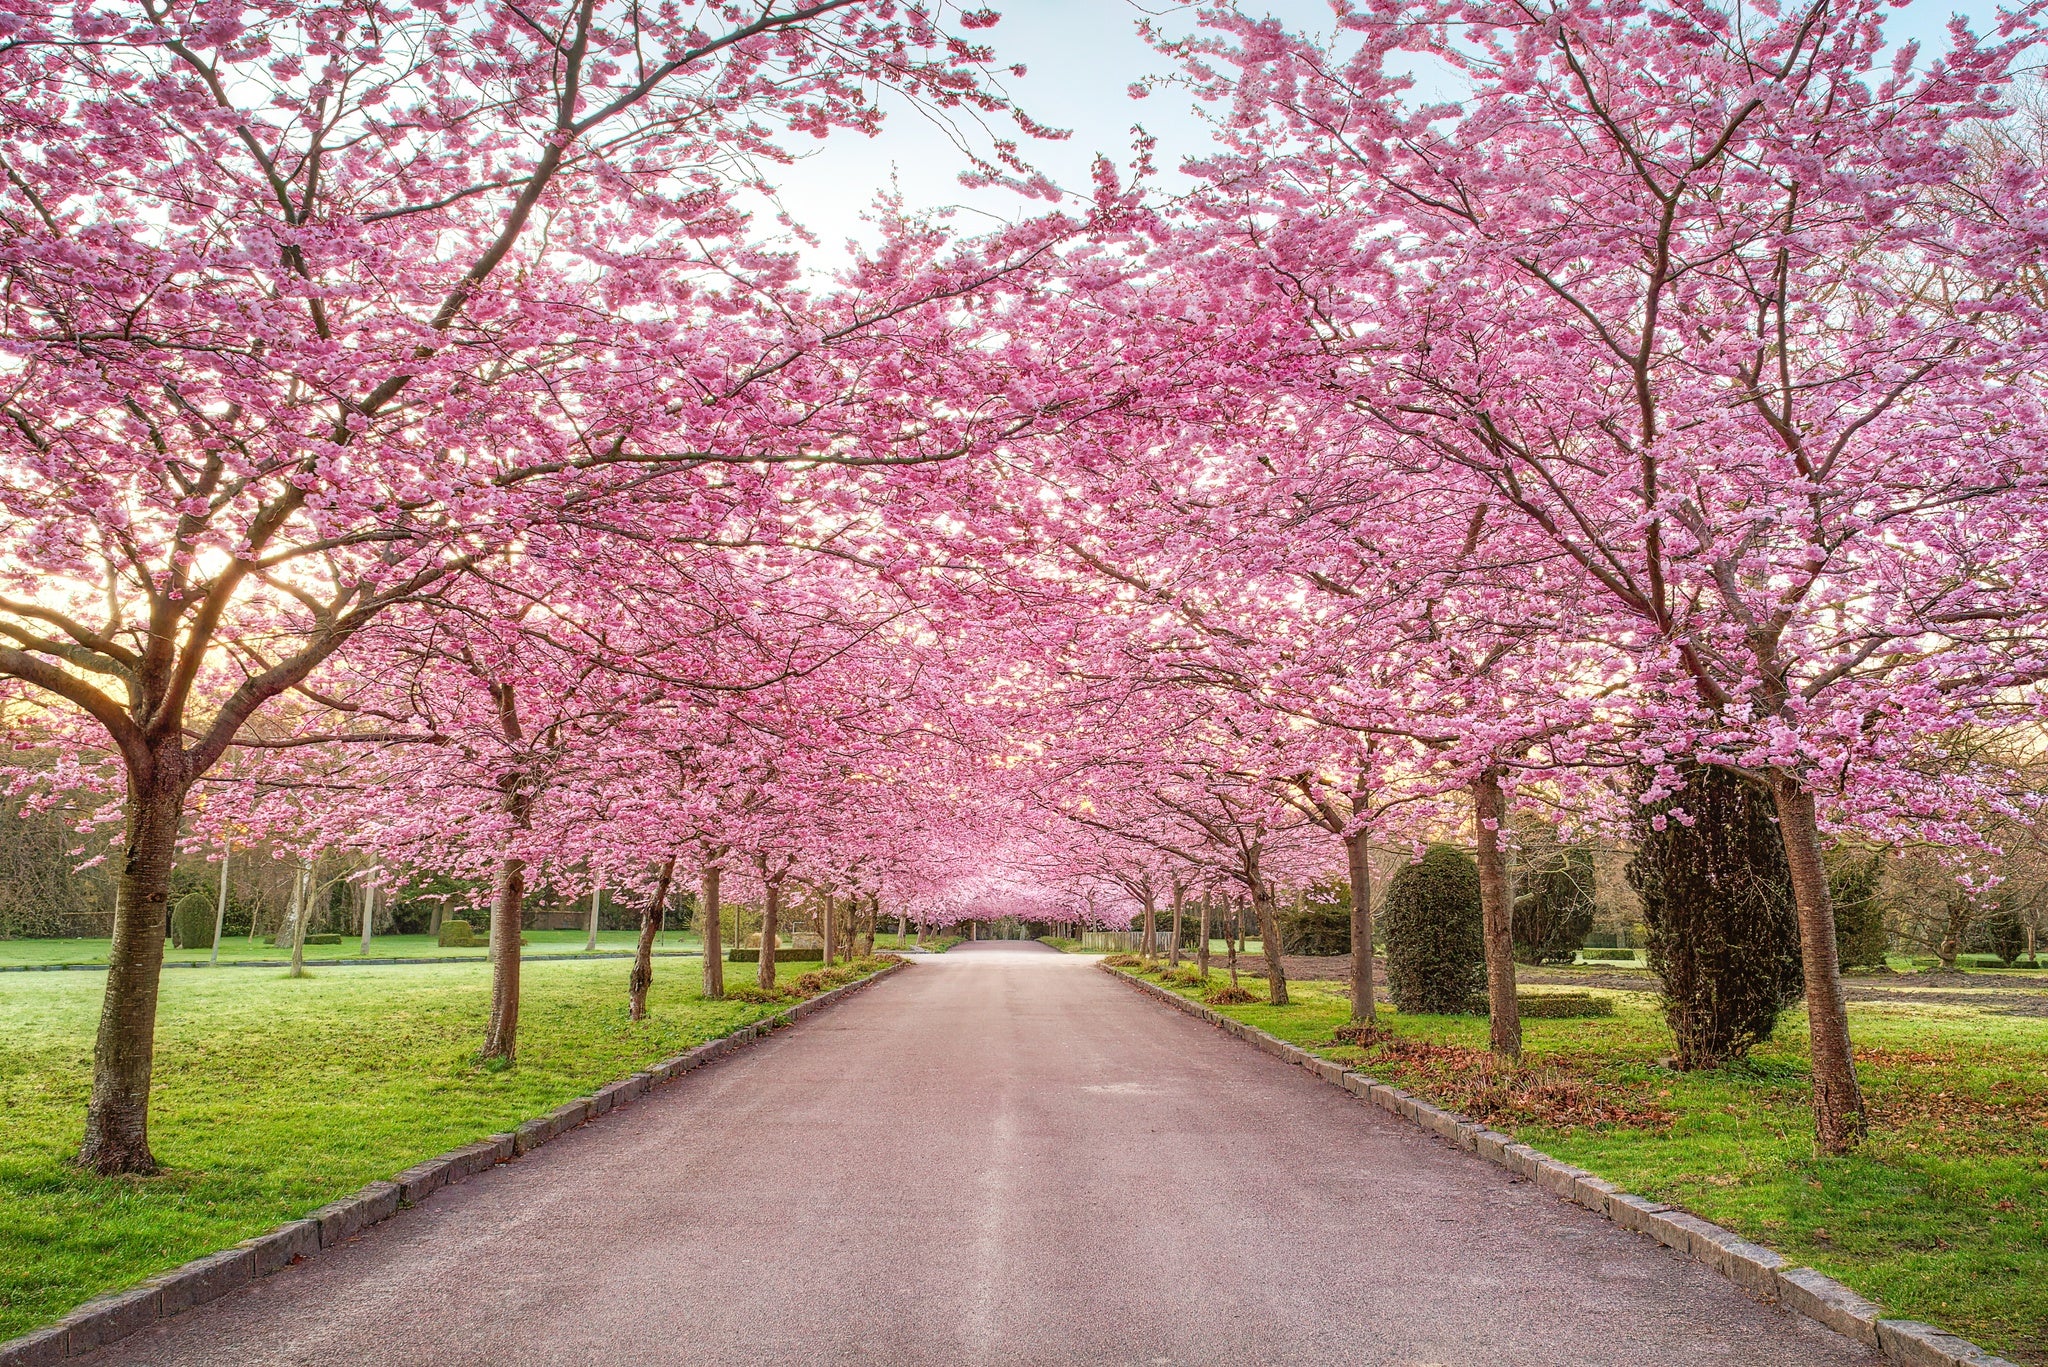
1380 843 1485 1014
1628 764 1804 1069
169 891 214 950
438 919 477 948
1512 842 1595 965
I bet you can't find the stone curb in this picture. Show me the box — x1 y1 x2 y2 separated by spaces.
0 959 907 1366
1100 964 2016 1367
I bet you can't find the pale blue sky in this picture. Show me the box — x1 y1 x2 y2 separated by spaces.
762 0 2021 263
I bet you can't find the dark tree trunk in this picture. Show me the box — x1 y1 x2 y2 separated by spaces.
700 862 724 1000
1251 882 1289 1006
860 894 876 958
1227 896 1241 988
79 756 187 1175
758 878 782 991
629 855 678 1022
1169 883 1185 968
821 891 836 965
1472 776 1521 1060
1769 776 1868 1153
1140 885 1157 962
1197 895 1211 977
481 854 527 1061
1344 829 1378 1023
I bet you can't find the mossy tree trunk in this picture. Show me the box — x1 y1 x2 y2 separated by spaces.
1344 828 1378 1023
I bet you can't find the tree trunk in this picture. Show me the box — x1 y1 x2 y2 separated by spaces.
359 870 377 957
585 875 602 952
1472 776 1521 1060
1197 895 1211 977
481 855 527 1061
1251 882 1289 1006
758 878 782 991
1769 776 1868 1153
1227 896 1241 988
429 899 443 936
1169 882 1185 968
701 862 724 1000
1140 885 1157 962
1344 829 1378 1023
78 761 186 1175
287 861 313 979
209 851 229 967
630 855 677 1022
821 891 836 965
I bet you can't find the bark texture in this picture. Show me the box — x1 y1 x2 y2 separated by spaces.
79 762 186 1175
481 854 527 1061
701 863 724 1000
1472 776 1521 1060
1252 882 1289 1006
1344 829 1378 1022
1770 776 1868 1152
628 855 677 1022
758 877 781 991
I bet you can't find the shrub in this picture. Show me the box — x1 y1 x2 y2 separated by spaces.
1379 843 1485 1015
1829 853 1888 969
1511 841 1595 965
1279 878 1351 955
302 933 341 946
1983 903 2028 967
1579 948 1640 962
1514 991 1614 1019
727 946 819 964
169 891 214 950
1103 953 1141 968
1628 763 1804 1070
438 919 478 948
1203 984 1257 1005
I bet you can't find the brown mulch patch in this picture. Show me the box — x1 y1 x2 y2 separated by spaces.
1321 1029 1678 1135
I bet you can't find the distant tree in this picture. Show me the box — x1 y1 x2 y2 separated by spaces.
1511 836 1595 966
1280 878 1352 956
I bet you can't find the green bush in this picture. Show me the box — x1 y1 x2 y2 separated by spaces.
1579 948 1640 962
1279 878 1351 955
1514 991 1614 1019
169 892 215 950
1511 841 1595 965
727 946 819 964
1830 853 1888 969
1629 763 1804 1070
1380 843 1485 1015
438 919 478 948
1983 904 2028 967
303 933 341 946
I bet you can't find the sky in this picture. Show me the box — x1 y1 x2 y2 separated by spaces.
757 0 2022 266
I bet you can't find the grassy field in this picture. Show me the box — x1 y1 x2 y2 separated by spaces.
0 953 879 1338
1118 961 2048 1365
0 929 702 968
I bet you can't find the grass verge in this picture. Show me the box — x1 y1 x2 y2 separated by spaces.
0 954 887 1338
1113 961 2048 1365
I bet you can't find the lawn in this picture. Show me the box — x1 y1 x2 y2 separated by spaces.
0 929 703 968
1118 962 2048 1365
0 953 880 1339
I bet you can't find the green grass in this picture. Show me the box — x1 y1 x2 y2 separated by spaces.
0 953 879 1337
0 929 702 968
1118 962 2048 1364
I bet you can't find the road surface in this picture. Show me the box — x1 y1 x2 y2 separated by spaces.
86 942 1877 1366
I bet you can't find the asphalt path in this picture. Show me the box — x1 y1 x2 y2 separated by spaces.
86 942 1879 1366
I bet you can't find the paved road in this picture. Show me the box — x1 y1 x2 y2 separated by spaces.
88 943 1878 1366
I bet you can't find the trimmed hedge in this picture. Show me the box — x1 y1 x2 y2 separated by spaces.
169 891 215 950
1514 991 1614 1019
728 946 820 963
1380 843 1485 1015
438 919 478 948
1579 948 1640 962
